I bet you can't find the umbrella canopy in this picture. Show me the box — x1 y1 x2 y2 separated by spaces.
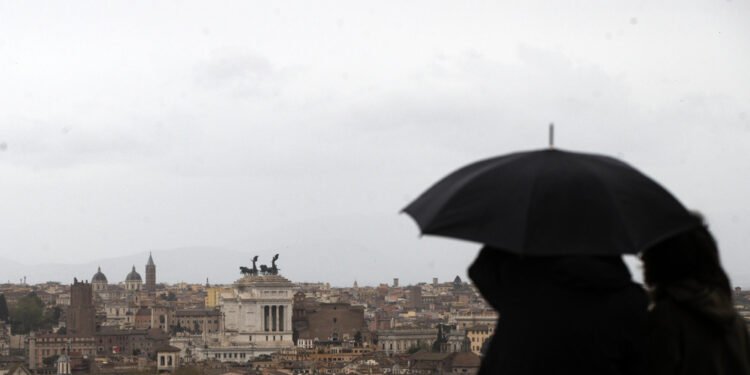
403 149 699 256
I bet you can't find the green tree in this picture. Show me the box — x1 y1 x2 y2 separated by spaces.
0 294 9 322
42 306 62 328
57 326 67 335
10 293 45 334
42 354 59 366
432 325 447 352
407 344 430 354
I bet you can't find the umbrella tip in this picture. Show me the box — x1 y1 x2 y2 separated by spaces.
549 123 555 149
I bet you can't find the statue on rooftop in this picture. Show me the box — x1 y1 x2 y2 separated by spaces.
259 254 280 275
239 256 261 276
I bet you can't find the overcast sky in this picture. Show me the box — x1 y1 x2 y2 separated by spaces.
1 1 749 286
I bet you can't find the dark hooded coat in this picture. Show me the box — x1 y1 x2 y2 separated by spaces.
469 247 647 375
648 281 750 375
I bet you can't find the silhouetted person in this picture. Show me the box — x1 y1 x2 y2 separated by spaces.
642 221 750 375
469 247 647 375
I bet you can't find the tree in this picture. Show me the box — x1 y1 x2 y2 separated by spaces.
354 331 362 346
432 325 447 352
43 306 62 327
160 292 177 301
0 294 9 322
57 326 67 335
42 355 59 366
10 293 45 334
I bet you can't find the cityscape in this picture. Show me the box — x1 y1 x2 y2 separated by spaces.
0 253 496 374
1 0 748 374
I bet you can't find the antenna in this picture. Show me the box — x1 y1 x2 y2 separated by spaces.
548 123 555 149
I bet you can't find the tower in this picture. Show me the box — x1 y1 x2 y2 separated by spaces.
146 252 156 293
67 279 95 336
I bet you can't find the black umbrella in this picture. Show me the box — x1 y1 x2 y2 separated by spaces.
403 148 699 256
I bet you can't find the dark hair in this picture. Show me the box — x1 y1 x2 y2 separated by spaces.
642 223 731 297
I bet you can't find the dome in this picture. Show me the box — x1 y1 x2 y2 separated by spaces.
92 267 107 283
126 265 142 281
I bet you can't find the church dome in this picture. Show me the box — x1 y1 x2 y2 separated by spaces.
92 267 108 283
126 266 142 281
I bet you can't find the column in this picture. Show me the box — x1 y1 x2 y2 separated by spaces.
278 305 284 331
264 306 270 331
271 305 276 332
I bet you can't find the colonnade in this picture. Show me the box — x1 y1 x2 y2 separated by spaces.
263 305 285 331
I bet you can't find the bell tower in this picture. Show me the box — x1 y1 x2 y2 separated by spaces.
146 252 156 294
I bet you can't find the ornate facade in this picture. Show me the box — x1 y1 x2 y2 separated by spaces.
195 272 296 362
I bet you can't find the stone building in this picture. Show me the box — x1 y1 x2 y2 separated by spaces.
170 309 221 334
407 286 423 310
195 273 296 362
453 314 498 330
27 334 95 370
94 327 169 357
292 293 370 348
377 328 438 355
156 345 180 373
67 279 95 336
146 253 156 294
465 325 493 355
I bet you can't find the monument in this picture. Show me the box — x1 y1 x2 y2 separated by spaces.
196 254 295 362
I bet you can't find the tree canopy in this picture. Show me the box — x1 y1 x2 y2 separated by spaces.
9 293 59 334
0 294 9 322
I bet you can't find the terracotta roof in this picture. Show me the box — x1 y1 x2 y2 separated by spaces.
451 352 481 368
409 351 452 361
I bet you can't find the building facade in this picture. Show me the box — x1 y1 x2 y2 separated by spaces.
377 328 438 355
195 273 296 362
293 295 370 347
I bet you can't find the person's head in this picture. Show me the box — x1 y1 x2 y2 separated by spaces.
641 217 731 296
